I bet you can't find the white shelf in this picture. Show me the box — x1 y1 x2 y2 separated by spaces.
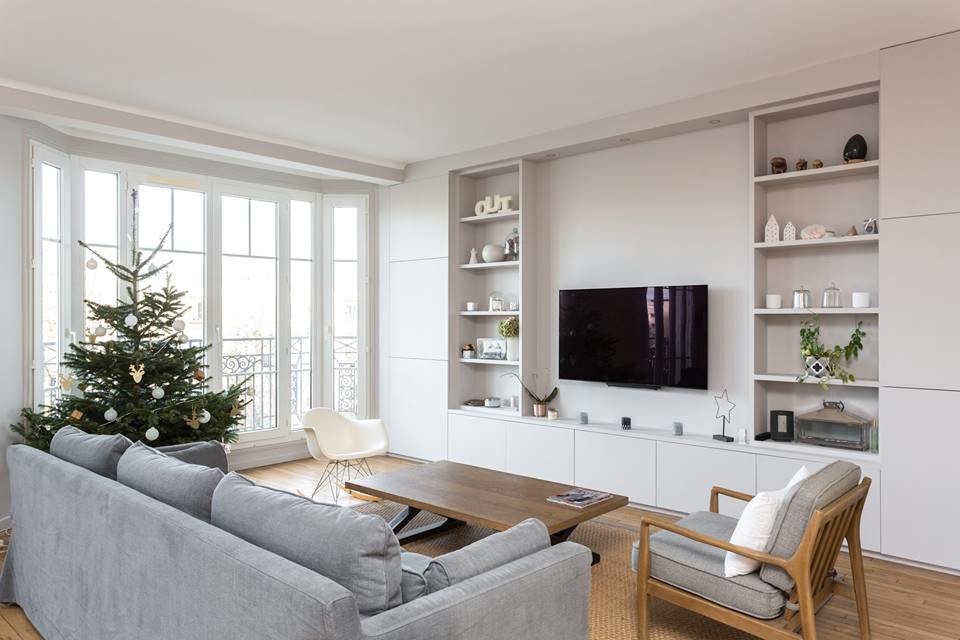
459 210 520 224
753 374 880 388
459 261 520 271
457 404 521 416
459 310 519 317
754 235 879 251
753 160 879 186
754 307 879 316
750 439 880 464
459 358 520 366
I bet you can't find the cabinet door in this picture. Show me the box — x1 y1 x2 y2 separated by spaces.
447 414 506 471
881 214 960 391
387 359 448 461
506 423 574 484
388 258 448 361
656 443 755 518
575 431 656 506
388 176 450 261
756 455 881 552
881 387 960 570
881 31 960 218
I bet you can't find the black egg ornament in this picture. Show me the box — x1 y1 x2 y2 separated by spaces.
843 134 867 163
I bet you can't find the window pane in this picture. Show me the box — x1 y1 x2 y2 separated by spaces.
221 195 249 255
290 200 312 260
223 251 277 433
84 246 118 336
138 185 172 250
333 262 358 336
173 190 204 252
84 170 118 246
41 238 60 404
333 206 358 260
250 200 276 258
291 260 311 428
150 251 205 342
41 163 60 240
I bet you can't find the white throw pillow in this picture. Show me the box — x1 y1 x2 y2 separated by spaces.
723 466 810 577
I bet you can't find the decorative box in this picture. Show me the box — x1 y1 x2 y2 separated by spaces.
796 401 872 451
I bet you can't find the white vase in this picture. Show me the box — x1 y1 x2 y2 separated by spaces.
481 244 505 263
506 337 519 362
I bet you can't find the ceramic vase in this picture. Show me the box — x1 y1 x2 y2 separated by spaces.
506 337 519 362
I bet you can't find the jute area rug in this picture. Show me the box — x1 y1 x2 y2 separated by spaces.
355 501 753 640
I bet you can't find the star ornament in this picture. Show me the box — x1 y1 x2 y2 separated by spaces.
714 389 736 423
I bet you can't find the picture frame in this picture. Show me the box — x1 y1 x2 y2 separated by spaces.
476 337 508 360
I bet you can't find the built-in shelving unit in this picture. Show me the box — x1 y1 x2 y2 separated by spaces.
749 86 881 451
458 210 521 224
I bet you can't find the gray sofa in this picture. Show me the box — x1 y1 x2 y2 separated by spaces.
0 442 592 640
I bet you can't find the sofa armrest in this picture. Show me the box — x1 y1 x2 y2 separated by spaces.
361 542 591 640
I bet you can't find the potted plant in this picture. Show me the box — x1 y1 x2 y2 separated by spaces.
796 315 866 390
503 372 557 417
498 316 519 361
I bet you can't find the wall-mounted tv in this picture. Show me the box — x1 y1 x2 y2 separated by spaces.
559 285 708 390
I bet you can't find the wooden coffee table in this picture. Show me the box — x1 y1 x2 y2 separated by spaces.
345 460 628 564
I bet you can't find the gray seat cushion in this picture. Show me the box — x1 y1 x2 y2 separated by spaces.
211 472 402 616
760 461 860 592
49 426 132 479
424 518 550 593
643 511 786 619
399 551 431 603
156 441 228 473
117 442 224 521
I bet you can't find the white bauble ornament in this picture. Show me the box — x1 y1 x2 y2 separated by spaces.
172 318 186 332
198 409 211 424
178 333 189 343
94 325 107 337
144 427 160 442
124 314 138 328
151 386 165 399
104 407 118 422
86 257 98 270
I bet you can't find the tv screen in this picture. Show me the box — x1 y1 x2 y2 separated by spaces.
559 285 708 390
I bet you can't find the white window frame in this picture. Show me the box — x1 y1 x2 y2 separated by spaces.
28 141 71 407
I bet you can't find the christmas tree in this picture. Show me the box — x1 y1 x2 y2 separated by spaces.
14 190 248 450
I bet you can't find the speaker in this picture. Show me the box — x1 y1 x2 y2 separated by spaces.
770 410 795 442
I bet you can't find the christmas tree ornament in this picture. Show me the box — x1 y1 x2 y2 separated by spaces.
86 257 98 270
69 409 84 421
94 325 107 337
229 399 243 417
198 409 211 424
178 333 189 344
128 363 146 383
172 318 186 332
58 374 75 391
144 427 160 442
124 314 139 328
104 407 118 422
185 410 201 429
193 369 206 381
151 386 165 399
85 330 98 344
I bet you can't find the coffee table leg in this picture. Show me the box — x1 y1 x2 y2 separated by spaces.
389 506 464 543
551 525 601 566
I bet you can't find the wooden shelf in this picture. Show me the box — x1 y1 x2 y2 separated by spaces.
754 235 879 251
459 358 520 366
459 261 520 271
459 210 520 224
459 310 519 317
754 307 879 316
753 160 879 186
753 374 880 388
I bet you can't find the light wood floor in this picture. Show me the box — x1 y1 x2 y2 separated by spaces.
2 455 958 639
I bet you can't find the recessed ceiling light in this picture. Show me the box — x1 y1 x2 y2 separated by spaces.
619 137 631 143
545 152 557 159
708 119 722 125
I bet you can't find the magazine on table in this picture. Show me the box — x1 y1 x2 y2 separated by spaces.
547 488 613 509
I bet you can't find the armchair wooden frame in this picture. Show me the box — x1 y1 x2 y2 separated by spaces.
636 478 872 640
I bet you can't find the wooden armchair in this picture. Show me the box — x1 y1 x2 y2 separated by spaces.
635 462 871 640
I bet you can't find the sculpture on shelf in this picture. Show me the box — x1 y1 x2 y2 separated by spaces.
764 214 780 243
474 194 514 216
812 159 824 169
712 389 735 443
796 158 808 171
770 156 787 174
800 223 827 240
843 134 868 164
863 218 879 234
468 248 479 264
783 221 797 241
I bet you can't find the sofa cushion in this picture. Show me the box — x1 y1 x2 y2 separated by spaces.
424 518 550 593
49 426 132 479
211 472 402 616
156 441 228 473
117 442 224 521
760 461 860 592
638 511 786 619
399 551 431 603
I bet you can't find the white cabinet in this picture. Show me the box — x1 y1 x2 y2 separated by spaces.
388 176 450 261
387 359 448 461
880 214 960 391
756 455 882 552
880 31 960 218
388 258 448 360
575 430 656 505
657 442 755 518
505 422 574 484
881 387 960 570
447 413 507 471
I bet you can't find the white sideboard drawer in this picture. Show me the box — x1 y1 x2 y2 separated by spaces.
657 442 756 518
505 422 575 484
447 413 506 471
574 430 656 506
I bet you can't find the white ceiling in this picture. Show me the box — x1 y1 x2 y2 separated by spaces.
1 1 958 166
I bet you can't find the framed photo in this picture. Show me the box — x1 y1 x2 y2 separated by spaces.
476 337 508 360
